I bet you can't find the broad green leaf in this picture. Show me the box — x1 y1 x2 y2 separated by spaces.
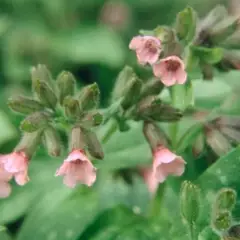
191 46 223 64
176 7 197 44
53 26 126 67
196 147 240 228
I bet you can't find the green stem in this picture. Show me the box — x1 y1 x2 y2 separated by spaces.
101 120 118 144
189 223 197 240
149 182 166 219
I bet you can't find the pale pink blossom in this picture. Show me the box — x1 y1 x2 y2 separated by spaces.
56 150 96 188
129 36 161 65
0 160 12 198
152 147 186 183
153 56 187 86
0 151 29 186
141 168 158 195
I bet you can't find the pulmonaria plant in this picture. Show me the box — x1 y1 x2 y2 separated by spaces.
2 4 240 240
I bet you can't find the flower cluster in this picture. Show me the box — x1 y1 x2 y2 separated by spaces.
129 36 187 86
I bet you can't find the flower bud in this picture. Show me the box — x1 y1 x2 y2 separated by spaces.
70 126 86 150
81 112 103 128
43 126 62 157
33 79 57 109
143 121 167 150
31 64 52 86
56 71 76 105
15 130 42 158
111 66 135 102
212 210 232 232
121 75 142 110
137 96 182 122
205 126 232 156
180 181 201 225
140 78 164 99
8 96 43 115
78 83 100 111
228 224 240 239
20 111 50 132
83 129 104 159
63 96 81 118
220 127 240 143
153 26 175 43
215 188 237 212
176 7 197 43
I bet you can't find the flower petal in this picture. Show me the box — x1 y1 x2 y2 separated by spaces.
176 69 187 84
129 36 143 50
0 182 11 198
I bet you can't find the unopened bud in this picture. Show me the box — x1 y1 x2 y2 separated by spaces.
70 126 86 150
143 121 167 150
154 26 175 43
176 7 197 43
31 64 53 87
15 130 42 158
220 127 240 143
140 78 164 99
137 96 182 122
228 224 240 239
56 71 76 104
8 96 43 115
81 112 103 128
20 111 50 132
205 127 231 156
212 210 232 232
121 75 142 110
43 126 62 157
192 133 205 157
78 83 100 111
33 79 57 109
180 181 201 225
83 129 104 159
215 188 237 212
111 66 135 102
63 96 81 118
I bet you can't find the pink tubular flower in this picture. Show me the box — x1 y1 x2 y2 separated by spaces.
0 162 12 198
152 147 186 183
140 168 158 195
153 55 187 86
56 150 96 188
0 151 29 186
129 36 161 65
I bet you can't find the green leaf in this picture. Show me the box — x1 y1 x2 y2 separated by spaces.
176 7 197 44
191 46 223 64
196 147 240 228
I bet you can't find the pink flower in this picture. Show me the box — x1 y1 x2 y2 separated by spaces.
152 147 186 183
0 151 29 186
56 150 96 188
153 56 187 86
140 168 158 195
129 36 161 65
0 162 12 198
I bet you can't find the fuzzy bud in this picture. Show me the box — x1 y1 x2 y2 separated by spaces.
140 78 164 99
121 75 142 110
20 111 50 132
78 83 100 111
56 71 76 105
33 79 57 109
43 126 62 157
83 129 104 159
111 66 135 102
137 96 182 122
31 64 52 86
8 96 43 115
180 181 201 225
63 96 81 118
